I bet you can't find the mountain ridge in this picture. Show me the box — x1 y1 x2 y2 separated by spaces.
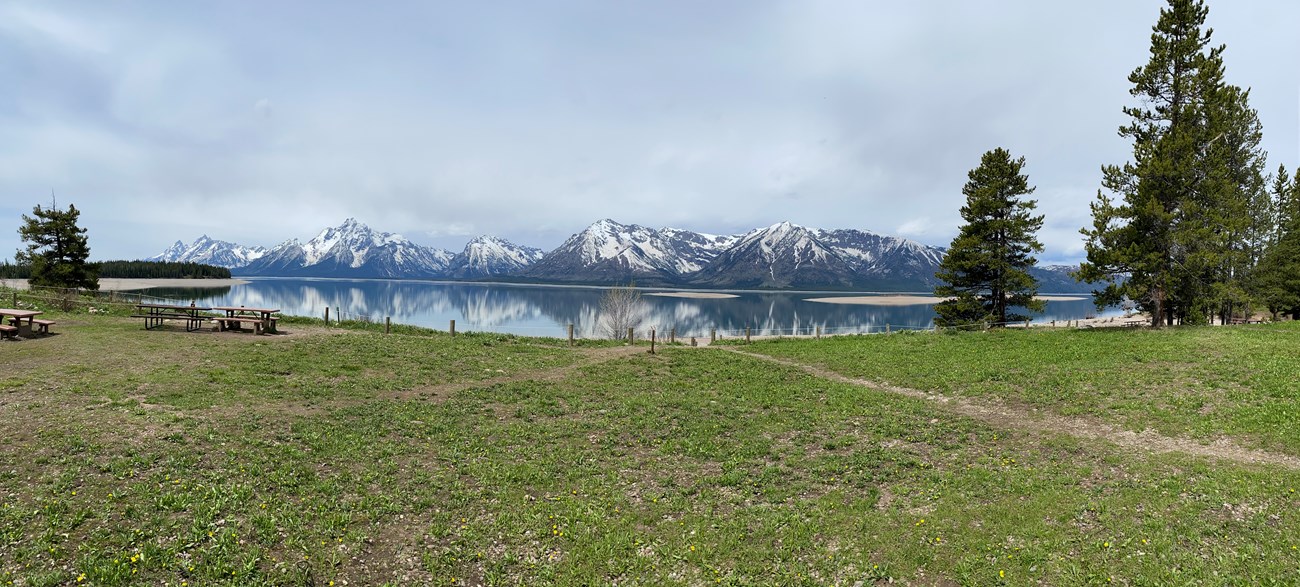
148 218 1094 292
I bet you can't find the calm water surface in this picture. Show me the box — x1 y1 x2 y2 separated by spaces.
137 278 1119 338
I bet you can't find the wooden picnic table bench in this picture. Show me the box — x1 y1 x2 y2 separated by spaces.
211 306 280 334
0 324 16 340
132 303 211 332
0 308 43 337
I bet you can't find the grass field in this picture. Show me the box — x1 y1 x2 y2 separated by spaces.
3 302 1300 585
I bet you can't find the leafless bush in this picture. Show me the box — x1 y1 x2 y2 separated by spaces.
599 284 645 340
55 288 79 312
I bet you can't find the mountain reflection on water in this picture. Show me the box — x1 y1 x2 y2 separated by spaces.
144 278 1117 338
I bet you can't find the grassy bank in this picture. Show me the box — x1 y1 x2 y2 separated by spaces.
732 323 1300 455
3 310 1299 585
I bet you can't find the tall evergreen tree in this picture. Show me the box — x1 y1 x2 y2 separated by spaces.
1193 84 1269 323
1255 165 1300 317
1077 0 1265 326
16 202 99 290
934 148 1045 327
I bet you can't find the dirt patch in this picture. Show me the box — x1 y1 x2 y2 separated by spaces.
719 347 1300 470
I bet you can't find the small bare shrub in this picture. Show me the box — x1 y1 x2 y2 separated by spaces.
599 284 645 340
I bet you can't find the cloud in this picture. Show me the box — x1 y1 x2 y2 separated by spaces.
1 1 1297 263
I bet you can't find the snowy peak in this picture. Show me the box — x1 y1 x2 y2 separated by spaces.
240 219 453 278
814 228 944 276
447 235 545 278
302 218 410 267
525 220 743 284
146 235 266 268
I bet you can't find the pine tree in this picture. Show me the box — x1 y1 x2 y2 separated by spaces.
1192 84 1269 323
1076 0 1264 326
16 202 99 290
1256 166 1300 317
934 148 1044 328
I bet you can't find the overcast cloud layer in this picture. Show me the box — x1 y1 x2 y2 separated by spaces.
3 1 1298 264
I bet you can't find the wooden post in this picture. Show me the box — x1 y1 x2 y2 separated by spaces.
816 325 821 339
11 292 16 307
450 319 456 336
568 324 575 346
669 327 676 344
745 327 751 343
385 316 391 334
1025 319 1030 329
710 329 716 343
886 323 891 334
627 327 634 344
325 307 330 325
335 307 340 325
650 329 656 354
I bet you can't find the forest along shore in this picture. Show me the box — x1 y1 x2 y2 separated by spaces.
0 278 249 291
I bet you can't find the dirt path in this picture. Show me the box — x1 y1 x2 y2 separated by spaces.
719 347 1300 470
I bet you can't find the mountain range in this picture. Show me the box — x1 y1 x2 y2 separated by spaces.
150 218 1093 292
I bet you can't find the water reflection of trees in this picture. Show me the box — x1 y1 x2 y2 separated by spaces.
174 279 1107 337
123 286 233 301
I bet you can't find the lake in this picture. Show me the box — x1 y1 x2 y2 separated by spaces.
135 278 1119 338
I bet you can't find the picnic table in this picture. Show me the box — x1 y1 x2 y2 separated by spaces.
0 308 45 338
132 303 211 332
211 306 280 334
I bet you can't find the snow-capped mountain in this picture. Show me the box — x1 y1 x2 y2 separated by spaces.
692 222 863 289
1031 264 1089 294
814 229 947 287
522 219 739 285
238 218 454 278
147 236 266 268
445 236 545 278
147 217 1098 292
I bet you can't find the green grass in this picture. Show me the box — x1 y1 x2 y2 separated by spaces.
735 323 1300 455
3 305 1300 585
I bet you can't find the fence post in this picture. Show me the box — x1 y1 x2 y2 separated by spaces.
568 324 575 346
886 323 891 334
745 327 751 344
450 319 456 336
650 329 656 354
710 329 716 344
336 307 340 325
1025 319 1030 329
627 327 634 344
816 325 821 339
385 317 391 334
669 327 676 344
325 307 330 325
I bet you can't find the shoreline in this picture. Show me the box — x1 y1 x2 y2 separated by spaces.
645 292 739 299
805 294 1088 306
1 278 249 292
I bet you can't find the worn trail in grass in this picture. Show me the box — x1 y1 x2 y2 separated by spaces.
721 346 1300 470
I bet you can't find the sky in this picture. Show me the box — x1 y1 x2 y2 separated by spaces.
2 1 1298 265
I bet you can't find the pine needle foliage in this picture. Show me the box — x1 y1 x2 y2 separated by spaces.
934 148 1044 328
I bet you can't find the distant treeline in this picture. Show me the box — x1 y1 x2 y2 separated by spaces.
0 260 230 280
96 260 231 279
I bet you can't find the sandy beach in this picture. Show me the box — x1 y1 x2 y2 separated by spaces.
806 294 1087 306
645 292 739 299
1 278 249 291
805 295 945 306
